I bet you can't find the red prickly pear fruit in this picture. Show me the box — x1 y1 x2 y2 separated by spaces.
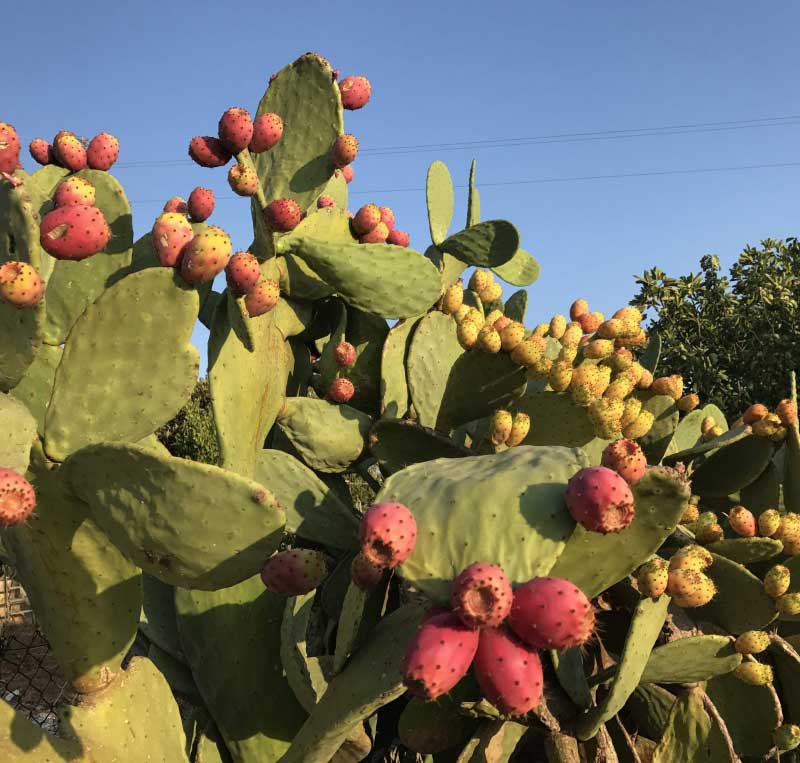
260 548 329 596
578 311 601 334
0 261 44 308
340 165 354 184
245 278 280 317
187 187 215 222
189 136 232 168
565 466 636 533
472 625 544 716
217 107 254 154
728 505 756 538
333 341 356 368
0 122 21 174
249 113 283 153
86 132 119 170
338 75 372 110
29 138 53 166
508 577 595 650
264 198 303 232
401 611 479 701
151 212 194 268
53 176 96 207
350 552 384 590
359 222 389 244
352 204 381 235
600 439 647 485
569 298 589 321
268 72 278 84
228 163 259 197
180 225 232 285
451 562 513 628
379 206 395 230
317 195 336 209
163 196 188 214
743 403 769 425
40 204 110 260
387 229 410 247
327 377 354 404
331 134 358 168
777 399 798 427
52 131 87 172
225 252 261 295
0 469 36 527
359 501 417 569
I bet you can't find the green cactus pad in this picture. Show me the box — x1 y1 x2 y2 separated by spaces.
381 316 421 419
276 397 371 473
369 419 472 475
576 595 670 740
706 536 783 564
175 576 306 762
333 583 369 673
318 171 348 209
639 332 661 374
65 442 286 589
770 635 800 724
550 466 690 599
316 298 347 385
663 424 750 466
279 601 425 763
398 696 476 755
0 392 36 473
690 434 776 497
277 235 442 319
44 268 199 461
503 289 528 323
671 409 706 453
0 698 87 760
459 721 527 762
342 307 390 414
426 160 455 246
551 648 593 708
779 556 800 621
254 448 359 550
638 394 678 463
140 574 184 662
440 220 519 268
406 311 526 430
287 337 312 397
273 297 312 340
639 636 741 684
627 684 676 740
9 343 61 435
492 248 541 287
516 390 597 447
148 642 202 703
467 158 480 227
785 425 800 514
740 460 781 515
225 291 256 352
42 169 134 345
695 552 776 633
380 446 583 603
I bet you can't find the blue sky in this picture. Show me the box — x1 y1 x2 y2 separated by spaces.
8 2 800 371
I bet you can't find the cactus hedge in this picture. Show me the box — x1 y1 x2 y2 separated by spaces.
2 52 800 761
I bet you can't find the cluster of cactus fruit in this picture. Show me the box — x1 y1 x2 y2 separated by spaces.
4 52 800 763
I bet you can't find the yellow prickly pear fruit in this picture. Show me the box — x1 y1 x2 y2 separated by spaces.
583 339 615 359
666 569 716 607
476 325 501 354
468 269 493 294
587 397 624 432
570 363 611 406
700 416 716 435
734 630 771 655
774 724 800 752
532 323 549 338
479 281 503 304
440 281 464 315
743 403 769 425
622 409 654 439
456 320 479 350
465 307 484 328
637 368 654 389
484 309 503 327
758 509 782 538
549 314 567 340
707 424 725 440
651 375 684 401
613 306 643 324
776 399 798 427
453 304 471 324
603 347 634 373
752 413 787 442
695 522 724 544
510 335 545 367
559 345 578 364
526 356 553 381
603 376 635 401
778 593 800 615
597 318 624 339
728 505 756 538
680 502 700 523
621 397 643 428
669 544 712 572
489 410 513 445
506 412 531 447
733 661 773 686
764 565 791 598
548 360 573 393
593 420 623 440
493 315 511 332
561 321 583 349
678 393 700 412
636 558 669 598
569 298 589 320
775 512 800 555
500 322 525 353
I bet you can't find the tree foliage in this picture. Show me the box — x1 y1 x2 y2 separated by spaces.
156 378 220 464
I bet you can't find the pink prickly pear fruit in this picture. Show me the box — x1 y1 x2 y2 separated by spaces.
245 278 280 317
334 341 357 368
331 134 358 168
249 113 283 153
636 557 669 598
0 123 21 174
651 375 684 401
151 212 194 268
359 222 389 244
508 577 595 650
451 562 513 628
759 509 782 538
743 403 769 425
351 552 384 590
188 136 232 168
228 163 259 197
52 131 87 172
264 198 303 232
180 225 232 285
317 195 336 209
728 505 756 538
40 205 110 260
0 469 36 527
217 107 254 154
493 315 511 333
86 132 119 170
578 311 602 334
163 196 188 214
569 298 589 321
327 378 355 404
260 548 328 596
53 176 96 207
352 204 381 235
0 261 44 308
472 626 544 716
340 165 355 184
565 466 636 534
359 502 417 569
666 569 716 607
387 229 410 247
600 439 647 485
338 75 372 110
401 611 479 701
225 252 261 295
29 138 53 166
777 399 798 427
379 206 395 230
734 630 770 655
187 187 215 222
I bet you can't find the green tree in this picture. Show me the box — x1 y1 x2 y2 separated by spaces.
631 238 800 418
156 378 220 464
